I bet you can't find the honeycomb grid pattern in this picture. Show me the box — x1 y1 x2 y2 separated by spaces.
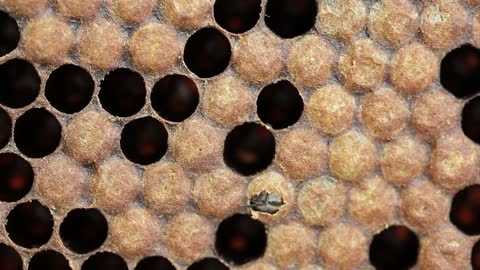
0 0 480 269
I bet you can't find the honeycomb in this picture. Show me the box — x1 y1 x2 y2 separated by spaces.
0 0 480 269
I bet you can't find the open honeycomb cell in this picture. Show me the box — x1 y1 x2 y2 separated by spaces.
2 0 480 269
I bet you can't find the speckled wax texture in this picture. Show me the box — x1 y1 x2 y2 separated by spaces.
2 0 480 269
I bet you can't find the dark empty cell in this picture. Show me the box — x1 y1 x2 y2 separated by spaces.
450 184 480 235
99 68 146 117
59 208 108 254
151 74 199 122
257 80 304 129
0 243 22 270
28 250 72 270
223 122 275 176
135 256 176 270
462 96 480 144
440 44 480 98
14 108 62 158
6 200 54 249
81 252 128 270
215 213 267 265
472 239 480 270
214 0 262 34
369 225 420 270
187 258 229 270
0 59 40 108
0 107 11 149
45 64 95 114
121 117 168 165
184 28 231 78
0 11 19 57
0 153 34 202
265 0 317 38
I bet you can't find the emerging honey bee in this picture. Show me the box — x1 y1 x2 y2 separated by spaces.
248 191 284 215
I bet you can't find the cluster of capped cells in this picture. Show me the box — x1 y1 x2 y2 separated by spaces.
4 0 480 269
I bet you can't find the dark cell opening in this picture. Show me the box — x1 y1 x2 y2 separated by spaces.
450 184 480 235
45 64 95 114
214 0 262 34
440 44 480 98
215 213 267 265
462 96 480 144
0 59 40 108
223 122 275 176
187 258 229 270
120 117 168 165
369 225 420 270
99 68 146 117
6 200 54 249
14 108 62 158
257 80 304 129
59 208 108 254
265 0 318 38
0 107 12 150
81 252 128 270
0 243 22 270
184 27 231 78
472 239 480 270
0 153 34 202
0 11 20 57
28 250 72 270
151 74 199 122
135 256 176 270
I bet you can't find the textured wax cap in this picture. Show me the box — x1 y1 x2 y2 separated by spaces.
390 42 439 95
360 87 409 140
306 84 356 136
348 176 399 230
143 162 191 215
429 132 480 189
267 222 317 268
108 0 157 24
34 153 86 210
171 119 223 172
420 0 468 50
163 211 214 263
276 129 327 180
193 168 246 219
203 76 254 127
317 0 367 41
287 35 335 88
77 19 126 70
23 16 74 65
318 222 368 269
368 0 419 47
233 30 284 84
129 23 181 74
235 261 276 270
338 38 388 92
110 207 161 258
380 136 427 186
65 110 119 163
90 158 141 212
161 0 213 30
4 0 48 16
418 226 471 270
297 176 346 226
411 88 460 140
328 130 376 182
56 0 102 19
401 179 449 233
